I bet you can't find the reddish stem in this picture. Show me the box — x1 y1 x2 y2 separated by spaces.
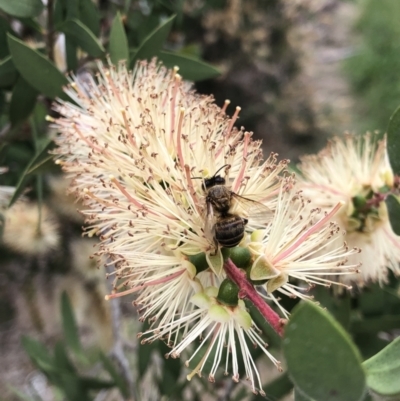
224 258 284 336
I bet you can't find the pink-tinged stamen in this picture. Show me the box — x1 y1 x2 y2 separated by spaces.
110 176 157 217
83 188 117 208
69 82 89 100
224 258 284 336
383 227 400 249
232 132 250 193
121 110 136 148
169 74 181 144
302 183 346 197
272 201 344 265
105 269 186 300
73 124 104 154
221 99 231 113
184 164 201 213
176 108 185 171
225 106 241 138
105 71 123 106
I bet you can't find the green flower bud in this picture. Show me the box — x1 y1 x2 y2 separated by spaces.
189 252 209 273
352 195 367 210
230 247 251 268
217 278 239 306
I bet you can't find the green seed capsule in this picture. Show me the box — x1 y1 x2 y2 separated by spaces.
217 278 239 306
230 247 251 268
188 252 209 273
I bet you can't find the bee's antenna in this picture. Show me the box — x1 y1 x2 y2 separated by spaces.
213 164 230 177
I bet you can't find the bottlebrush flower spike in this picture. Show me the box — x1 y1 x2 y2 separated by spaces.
298 133 400 287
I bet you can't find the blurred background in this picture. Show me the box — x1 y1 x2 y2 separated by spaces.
1 0 400 400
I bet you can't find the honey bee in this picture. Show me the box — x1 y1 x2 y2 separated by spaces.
200 165 273 250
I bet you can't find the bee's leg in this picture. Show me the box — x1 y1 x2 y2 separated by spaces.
210 238 219 256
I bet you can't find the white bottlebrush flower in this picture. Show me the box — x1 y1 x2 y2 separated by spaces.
2 201 60 255
52 59 286 341
298 133 400 287
52 59 360 393
141 285 281 396
246 177 361 317
0 167 14 210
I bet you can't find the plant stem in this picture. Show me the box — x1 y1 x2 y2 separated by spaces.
47 0 55 62
224 258 284 336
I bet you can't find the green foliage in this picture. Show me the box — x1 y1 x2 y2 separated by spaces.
7 34 69 99
130 14 176 67
344 0 400 131
21 292 127 401
386 195 400 235
109 12 129 64
363 336 400 397
283 302 366 401
58 19 105 58
387 105 400 175
0 0 44 18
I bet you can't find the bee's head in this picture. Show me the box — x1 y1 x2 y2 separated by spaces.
203 175 226 190
192 165 230 191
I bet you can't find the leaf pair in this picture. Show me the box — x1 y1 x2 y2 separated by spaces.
284 302 400 401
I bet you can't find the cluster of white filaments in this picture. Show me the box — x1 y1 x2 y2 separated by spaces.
53 59 362 394
298 133 400 287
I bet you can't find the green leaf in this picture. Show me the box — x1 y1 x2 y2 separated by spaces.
99 352 129 397
131 14 176 67
59 19 105 58
21 336 56 373
363 336 400 396
283 302 366 401
54 341 77 373
79 0 100 36
109 12 129 64
0 56 17 88
0 17 11 58
9 76 38 125
311 286 351 329
385 194 400 235
79 376 115 390
7 34 68 99
387 105 400 175
65 37 78 71
0 0 44 18
8 138 53 207
158 51 220 81
61 291 84 358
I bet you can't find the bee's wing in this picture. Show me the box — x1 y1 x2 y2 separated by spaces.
204 201 217 243
231 193 273 227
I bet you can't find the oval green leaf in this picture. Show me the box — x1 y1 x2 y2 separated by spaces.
158 51 220 81
387 105 400 175
7 34 68 99
59 19 105 58
61 291 83 358
79 0 100 36
109 12 129 64
0 56 17 87
385 194 400 235
0 0 43 18
283 302 366 401
131 14 176 67
363 336 400 396
9 75 38 125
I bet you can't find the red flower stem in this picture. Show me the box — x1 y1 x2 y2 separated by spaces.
224 258 284 336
